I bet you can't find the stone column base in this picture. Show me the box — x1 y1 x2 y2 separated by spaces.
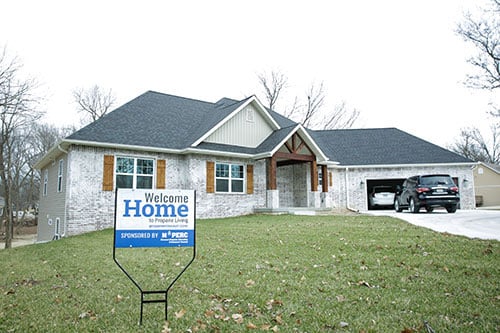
266 190 280 209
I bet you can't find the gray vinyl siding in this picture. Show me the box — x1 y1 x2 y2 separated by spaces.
205 104 274 148
37 153 68 242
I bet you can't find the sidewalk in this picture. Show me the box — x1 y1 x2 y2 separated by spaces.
0 234 37 249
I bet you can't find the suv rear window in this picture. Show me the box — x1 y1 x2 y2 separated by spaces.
420 175 454 186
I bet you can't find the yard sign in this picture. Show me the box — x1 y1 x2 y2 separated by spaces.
113 188 196 325
114 189 195 248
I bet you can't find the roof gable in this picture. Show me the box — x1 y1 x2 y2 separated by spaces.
191 95 280 147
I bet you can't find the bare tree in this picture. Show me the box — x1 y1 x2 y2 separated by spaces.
73 85 116 125
451 0 500 163
0 47 43 248
456 0 500 90
257 70 288 112
449 125 499 164
257 71 359 129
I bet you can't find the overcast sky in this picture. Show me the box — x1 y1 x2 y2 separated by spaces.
1 0 496 148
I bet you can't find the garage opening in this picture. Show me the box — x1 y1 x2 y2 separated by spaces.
366 178 405 210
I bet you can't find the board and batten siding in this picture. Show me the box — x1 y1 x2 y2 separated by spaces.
205 104 274 148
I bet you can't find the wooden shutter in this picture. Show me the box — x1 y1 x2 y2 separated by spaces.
206 161 215 193
102 155 114 191
246 164 254 194
329 171 333 187
156 159 166 189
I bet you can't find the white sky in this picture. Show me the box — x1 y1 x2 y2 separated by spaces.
1 0 496 148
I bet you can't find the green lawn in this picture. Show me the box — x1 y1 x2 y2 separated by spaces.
1 214 498 332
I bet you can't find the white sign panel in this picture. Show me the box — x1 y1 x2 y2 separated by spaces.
114 189 195 248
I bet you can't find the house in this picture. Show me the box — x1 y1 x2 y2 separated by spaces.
35 91 476 242
473 162 500 207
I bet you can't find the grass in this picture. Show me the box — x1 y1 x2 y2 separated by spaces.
0 214 498 332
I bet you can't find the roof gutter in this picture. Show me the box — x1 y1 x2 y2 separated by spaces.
332 162 477 169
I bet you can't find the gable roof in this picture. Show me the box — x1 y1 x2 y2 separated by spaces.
37 91 474 169
309 127 474 166
476 162 500 174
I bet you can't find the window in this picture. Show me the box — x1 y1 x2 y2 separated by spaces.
43 170 48 196
57 160 64 192
115 157 154 189
215 163 244 193
246 108 255 122
318 171 323 187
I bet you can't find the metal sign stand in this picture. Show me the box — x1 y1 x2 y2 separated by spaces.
112 189 196 325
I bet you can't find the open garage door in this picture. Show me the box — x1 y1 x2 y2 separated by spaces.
366 178 405 210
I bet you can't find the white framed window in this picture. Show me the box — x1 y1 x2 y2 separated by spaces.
115 156 154 189
215 163 244 193
57 160 64 192
43 170 48 196
318 170 323 187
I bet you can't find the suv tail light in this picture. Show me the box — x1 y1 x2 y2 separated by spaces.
416 187 430 193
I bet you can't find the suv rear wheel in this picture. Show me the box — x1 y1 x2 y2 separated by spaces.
409 197 420 213
446 205 457 213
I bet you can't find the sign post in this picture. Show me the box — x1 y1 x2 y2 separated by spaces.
113 189 196 324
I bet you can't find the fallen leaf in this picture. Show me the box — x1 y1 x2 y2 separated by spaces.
357 280 372 288
247 322 258 329
245 279 255 287
232 313 244 324
175 308 187 319
336 295 346 302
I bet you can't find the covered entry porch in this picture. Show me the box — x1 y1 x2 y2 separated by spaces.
260 132 332 211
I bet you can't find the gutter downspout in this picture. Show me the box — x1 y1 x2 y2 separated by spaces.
345 167 359 213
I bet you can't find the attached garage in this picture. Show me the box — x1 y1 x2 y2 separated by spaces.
366 178 405 210
312 128 477 212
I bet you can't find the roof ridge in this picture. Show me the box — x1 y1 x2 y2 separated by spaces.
145 90 217 106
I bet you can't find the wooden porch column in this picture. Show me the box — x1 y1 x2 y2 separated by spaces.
267 156 277 190
311 160 318 192
321 165 328 192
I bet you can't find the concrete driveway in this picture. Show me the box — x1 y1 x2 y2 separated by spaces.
365 209 500 241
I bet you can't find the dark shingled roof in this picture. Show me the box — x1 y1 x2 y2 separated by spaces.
309 128 473 166
67 91 473 166
68 91 296 151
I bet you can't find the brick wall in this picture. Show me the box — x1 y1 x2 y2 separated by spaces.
330 165 475 211
64 147 268 236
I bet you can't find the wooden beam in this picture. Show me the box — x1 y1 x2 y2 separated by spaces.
267 156 277 190
274 151 315 162
311 160 318 192
321 165 328 193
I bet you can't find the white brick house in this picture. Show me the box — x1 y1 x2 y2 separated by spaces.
35 91 476 242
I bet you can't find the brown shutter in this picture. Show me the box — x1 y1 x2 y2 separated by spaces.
246 164 254 194
206 161 215 193
329 172 333 187
102 155 114 191
156 159 166 189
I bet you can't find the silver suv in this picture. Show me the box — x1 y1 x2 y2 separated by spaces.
394 174 460 213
